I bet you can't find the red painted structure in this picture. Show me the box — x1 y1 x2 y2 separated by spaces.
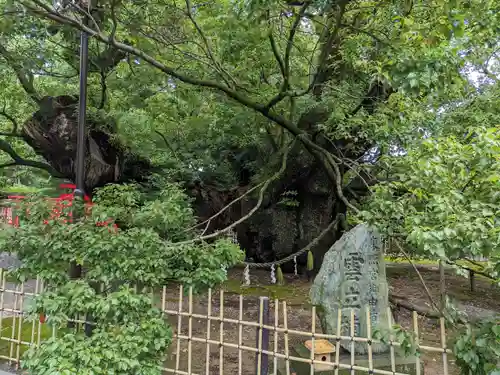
1 183 117 231
1 184 118 324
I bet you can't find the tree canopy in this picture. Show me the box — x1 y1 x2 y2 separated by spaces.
0 0 499 373
0 0 498 262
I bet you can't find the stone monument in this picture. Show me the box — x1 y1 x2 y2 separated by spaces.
276 224 422 374
310 224 392 355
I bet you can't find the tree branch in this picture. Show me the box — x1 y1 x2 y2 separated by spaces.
154 130 179 160
23 2 298 128
447 260 498 282
175 140 296 244
266 1 311 99
0 104 21 137
0 139 63 176
301 137 360 213
389 294 441 320
184 154 287 233
311 3 347 97
268 31 286 83
185 0 236 88
265 2 346 108
284 1 310 89
98 70 107 109
22 0 344 192
0 162 17 169
340 24 389 45
109 0 119 41
393 239 442 315
463 257 484 268
0 42 41 104
480 47 500 82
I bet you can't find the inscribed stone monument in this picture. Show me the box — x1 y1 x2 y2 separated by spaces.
310 224 393 355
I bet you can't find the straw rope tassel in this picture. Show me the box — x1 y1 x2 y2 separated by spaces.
276 265 284 285
307 250 314 271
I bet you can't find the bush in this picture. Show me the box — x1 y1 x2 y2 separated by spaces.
0 183 243 375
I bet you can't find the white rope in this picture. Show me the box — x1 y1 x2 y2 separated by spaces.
244 265 250 286
294 256 298 276
270 264 276 284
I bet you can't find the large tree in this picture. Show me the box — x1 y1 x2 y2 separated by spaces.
0 0 499 268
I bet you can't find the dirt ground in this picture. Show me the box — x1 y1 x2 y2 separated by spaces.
162 264 500 375
0 263 497 375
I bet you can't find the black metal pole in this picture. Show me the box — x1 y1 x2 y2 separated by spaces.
68 19 89 333
69 23 88 278
255 297 270 375
76 24 97 338
75 24 89 199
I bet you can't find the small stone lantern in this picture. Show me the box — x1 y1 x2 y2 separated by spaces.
304 339 336 372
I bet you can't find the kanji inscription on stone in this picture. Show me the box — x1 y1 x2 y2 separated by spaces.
310 224 394 354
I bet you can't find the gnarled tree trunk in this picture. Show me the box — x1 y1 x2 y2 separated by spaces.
22 95 154 193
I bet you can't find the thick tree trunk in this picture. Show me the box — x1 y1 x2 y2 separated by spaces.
22 95 154 192
18 95 366 270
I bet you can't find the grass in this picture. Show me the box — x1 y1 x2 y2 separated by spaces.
1 185 60 195
0 317 53 359
384 256 438 265
222 279 311 306
384 256 488 268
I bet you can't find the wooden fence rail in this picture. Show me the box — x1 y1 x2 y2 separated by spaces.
0 273 453 375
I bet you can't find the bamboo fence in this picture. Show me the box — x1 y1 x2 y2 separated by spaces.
0 273 453 375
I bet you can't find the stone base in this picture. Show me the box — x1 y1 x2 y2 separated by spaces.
276 344 423 375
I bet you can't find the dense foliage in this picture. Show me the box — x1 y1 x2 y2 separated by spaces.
0 0 499 373
0 184 243 374
454 317 500 375
362 119 500 269
360 84 500 375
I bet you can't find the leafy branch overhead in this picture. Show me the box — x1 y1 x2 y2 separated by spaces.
9 0 494 210
0 0 496 256
0 0 498 373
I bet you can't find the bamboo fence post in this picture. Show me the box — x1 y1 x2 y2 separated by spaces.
256 297 264 375
283 301 290 375
350 309 355 375
206 288 213 375
188 287 193 374
273 298 278 375
334 308 341 375
412 311 422 375
387 306 396 373
440 317 449 375
238 294 243 375
310 306 316 375
366 306 373 374
15 281 25 368
219 289 224 375
175 285 183 374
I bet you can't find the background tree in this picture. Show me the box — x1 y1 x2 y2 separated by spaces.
0 0 498 267
360 83 500 375
0 1 499 373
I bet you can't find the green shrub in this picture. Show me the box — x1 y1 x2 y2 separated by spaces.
0 183 243 375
